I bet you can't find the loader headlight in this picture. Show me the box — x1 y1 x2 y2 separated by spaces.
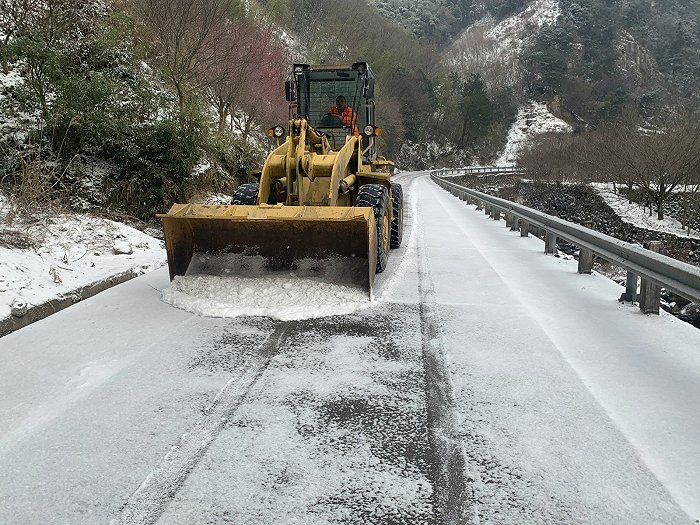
268 125 285 138
363 125 382 137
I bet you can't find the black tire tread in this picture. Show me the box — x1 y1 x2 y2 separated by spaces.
390 183 403 248
356 184 390 273
231 183 259 205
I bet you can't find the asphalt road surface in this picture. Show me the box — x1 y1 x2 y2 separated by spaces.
1 172 698 524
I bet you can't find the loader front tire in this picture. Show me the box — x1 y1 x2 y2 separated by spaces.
390 183 404 248
356 184 390 273
231 183 259 205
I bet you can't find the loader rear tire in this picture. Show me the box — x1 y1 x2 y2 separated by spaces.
390 183 404 248
231 183 259 205
356 184 390 273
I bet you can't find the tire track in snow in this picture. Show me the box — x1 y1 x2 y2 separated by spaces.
111 321 295 525
413 174 478 524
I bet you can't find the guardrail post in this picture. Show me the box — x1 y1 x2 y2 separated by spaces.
520 219 529 237
545 232 557 254
476 200 483 211
578 248 593 274
577 222 594 274
510 215 519 231
491 208 500 220
639 241 662 314
619 271 639 303
484 205 491 215
542 209 558 243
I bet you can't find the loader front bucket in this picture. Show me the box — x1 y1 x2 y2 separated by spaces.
157 204 377 295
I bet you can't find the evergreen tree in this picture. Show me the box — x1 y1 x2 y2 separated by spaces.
458 73 494 148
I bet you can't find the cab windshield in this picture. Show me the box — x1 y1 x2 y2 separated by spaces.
297 69 367 132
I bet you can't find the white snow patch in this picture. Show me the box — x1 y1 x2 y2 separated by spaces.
113 240 133 255
161 254 371 320
0 65 30 142
189 193 232 205
191 160 211 176
0 203 166 321
486 0 560 46
444 0 561 89
593 183 700 239
0 68 23 90
495 101 572 166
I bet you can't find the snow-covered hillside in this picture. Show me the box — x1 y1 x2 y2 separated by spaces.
495 101 572 166
444 0 561 90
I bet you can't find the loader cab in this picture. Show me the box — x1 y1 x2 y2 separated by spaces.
288 62 378 160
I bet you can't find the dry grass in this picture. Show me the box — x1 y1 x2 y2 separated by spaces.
184 162 237 199
0 130 80 249
1 123 79 212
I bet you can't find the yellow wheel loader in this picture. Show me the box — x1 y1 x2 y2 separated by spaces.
158 62 404 295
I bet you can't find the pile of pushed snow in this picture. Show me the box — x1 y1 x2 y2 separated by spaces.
495 101 572 166
0 205 166 320
161 254 371 321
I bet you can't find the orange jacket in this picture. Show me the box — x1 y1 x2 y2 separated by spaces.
329 105 357 131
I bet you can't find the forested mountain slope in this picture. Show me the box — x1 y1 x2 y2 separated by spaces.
1 0 698 225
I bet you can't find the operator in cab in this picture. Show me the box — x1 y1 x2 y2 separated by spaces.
329 95 357 133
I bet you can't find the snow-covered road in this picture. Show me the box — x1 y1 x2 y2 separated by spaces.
1 172 699 524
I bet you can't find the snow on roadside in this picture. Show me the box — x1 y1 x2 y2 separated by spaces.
0 207 166 322
495 101 572 166
592 183 700 239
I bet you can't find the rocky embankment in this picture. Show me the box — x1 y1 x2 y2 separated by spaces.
453 175 700 327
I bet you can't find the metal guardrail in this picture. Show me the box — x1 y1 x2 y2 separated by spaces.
431 172 700 309
438 166 525 176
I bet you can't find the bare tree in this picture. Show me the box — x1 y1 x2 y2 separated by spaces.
518 133 586 184
444 24 526 94
228 35 287 142
592 117 700 219
203 22 287 138
203 21 259 132
680 176 700 235
137 0 231 109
